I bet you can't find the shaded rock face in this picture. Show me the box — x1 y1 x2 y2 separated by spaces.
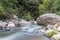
36 13 60 26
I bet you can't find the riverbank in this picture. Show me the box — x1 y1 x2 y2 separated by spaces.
0 19 37 31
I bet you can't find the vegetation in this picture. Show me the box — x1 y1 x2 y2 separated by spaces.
44 29 57 37
0 0 60 20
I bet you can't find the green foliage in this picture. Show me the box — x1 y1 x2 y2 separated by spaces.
0 1 5 19
39 0 60 13
0 0 60 20
45 31 57 37
22 13 31 21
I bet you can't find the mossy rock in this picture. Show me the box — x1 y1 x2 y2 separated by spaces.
44 29 57 38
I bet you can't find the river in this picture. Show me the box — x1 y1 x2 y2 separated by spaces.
0 23 50 40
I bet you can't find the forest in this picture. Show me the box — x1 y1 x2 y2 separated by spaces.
0 0 60 20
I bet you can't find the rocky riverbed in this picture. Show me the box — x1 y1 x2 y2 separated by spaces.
0 19 50 40
1 13 60 40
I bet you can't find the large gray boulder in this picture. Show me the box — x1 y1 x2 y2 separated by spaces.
36 13 60 26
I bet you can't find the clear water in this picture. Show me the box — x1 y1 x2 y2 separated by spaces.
0 24 50 40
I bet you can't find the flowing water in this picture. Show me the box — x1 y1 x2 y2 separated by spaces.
0 22 50 40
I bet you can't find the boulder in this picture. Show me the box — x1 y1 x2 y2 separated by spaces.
53 24 60 32
5 22 15 31
50 24 60 32
0 21 7 27
51 33 60 40
36 13 60 26
19 20 31 26
46 25 53 30
10 19 20 27
44 29 57 37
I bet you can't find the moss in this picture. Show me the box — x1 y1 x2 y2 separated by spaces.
44 30 57 37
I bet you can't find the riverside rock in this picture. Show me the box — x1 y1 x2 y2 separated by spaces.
6 22 15 31
0 21 7 29
36 13 60 26
44 29 57 37
0 21 7 26
51 33 60 40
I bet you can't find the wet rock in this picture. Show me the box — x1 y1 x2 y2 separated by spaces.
36 13 60 26
57 27 60 32
0 21 7 27
32 28 46 35
51 24 60 32
0 21 7 30
19 20 31 26
44 29 57 37
6 15 21 27
30 20 37 24
46 25 53 30
51 33 60 40
10 19 20 27
6 22 15 31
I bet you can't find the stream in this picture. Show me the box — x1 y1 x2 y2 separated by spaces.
0 22 50 40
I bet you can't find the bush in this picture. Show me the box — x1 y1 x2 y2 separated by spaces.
22 13 32 21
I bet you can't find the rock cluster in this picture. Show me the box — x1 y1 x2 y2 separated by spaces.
0 21 15 31
43 24 60 40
